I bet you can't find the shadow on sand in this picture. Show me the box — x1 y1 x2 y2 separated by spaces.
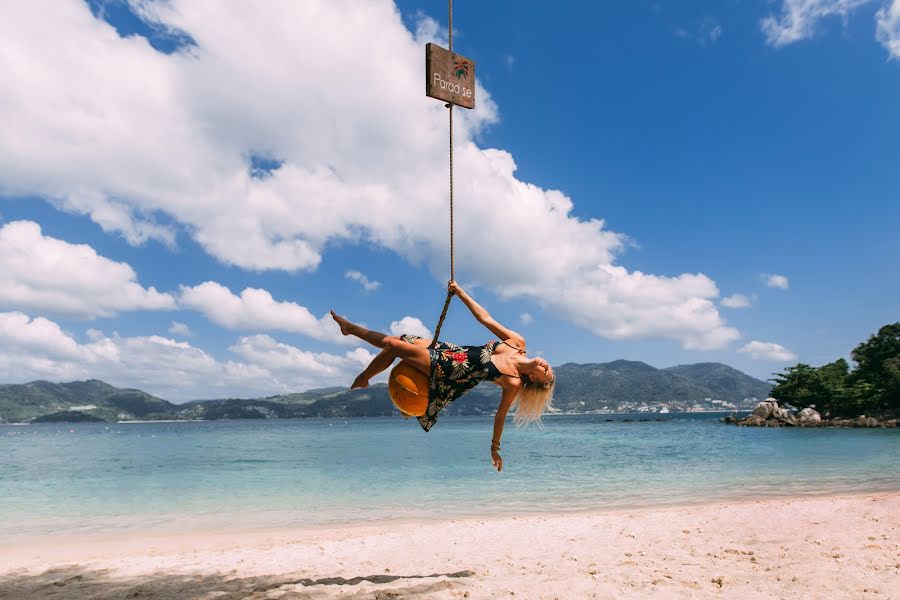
0 566 475 599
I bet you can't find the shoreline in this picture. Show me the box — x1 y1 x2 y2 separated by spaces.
6 485 899 545
3 491 897 599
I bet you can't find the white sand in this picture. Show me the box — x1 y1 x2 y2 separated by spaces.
2 493 897 599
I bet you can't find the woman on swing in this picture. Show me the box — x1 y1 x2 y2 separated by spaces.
331 281 555 472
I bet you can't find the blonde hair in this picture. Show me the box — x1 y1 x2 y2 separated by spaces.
513 378 556 426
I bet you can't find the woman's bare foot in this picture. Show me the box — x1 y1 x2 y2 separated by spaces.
351 374 369 389
330 310 352 336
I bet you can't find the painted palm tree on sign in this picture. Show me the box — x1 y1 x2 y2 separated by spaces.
454 59 469 79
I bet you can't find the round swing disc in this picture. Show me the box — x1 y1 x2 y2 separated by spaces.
388 362 429 417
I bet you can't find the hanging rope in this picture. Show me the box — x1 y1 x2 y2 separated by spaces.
429 0 455 349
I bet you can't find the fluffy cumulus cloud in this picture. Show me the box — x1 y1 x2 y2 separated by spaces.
877 0 900 57
178 281 345 343
0 220 175 318
345 270 381 292
721 293 752 309
761 0 874 47
0 311 372 400
0 1 739 350
389 316 432 339
738 340 798 361
763 273 790 290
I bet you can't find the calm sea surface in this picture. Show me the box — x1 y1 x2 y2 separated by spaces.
2 413 898 538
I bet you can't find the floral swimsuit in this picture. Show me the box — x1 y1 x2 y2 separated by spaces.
400 335 506 432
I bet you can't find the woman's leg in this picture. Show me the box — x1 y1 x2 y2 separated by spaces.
332 311 431 387
351 347 394 389
351 338 432 389
331 310 391 349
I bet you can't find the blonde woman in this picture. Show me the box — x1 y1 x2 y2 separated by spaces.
331 281 555 472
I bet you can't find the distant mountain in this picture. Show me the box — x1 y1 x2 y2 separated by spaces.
0 379 177 423
664 363 772 402
0 361 770 423
551 360 769 412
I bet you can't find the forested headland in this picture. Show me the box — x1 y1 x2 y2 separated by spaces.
769 323 900 418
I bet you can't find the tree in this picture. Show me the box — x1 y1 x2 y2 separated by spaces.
850 323 900 410
770 324 900 417
769 359 874 417
770 364 827 410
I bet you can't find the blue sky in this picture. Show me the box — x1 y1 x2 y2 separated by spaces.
0 0 898 401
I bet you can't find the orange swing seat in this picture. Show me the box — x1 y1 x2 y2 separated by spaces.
388 362 429 417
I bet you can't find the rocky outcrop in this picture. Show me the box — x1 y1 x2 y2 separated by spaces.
798 407 821 425
751 400 776 419
723 401 897 428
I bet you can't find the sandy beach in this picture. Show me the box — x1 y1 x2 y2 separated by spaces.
2 493 897 599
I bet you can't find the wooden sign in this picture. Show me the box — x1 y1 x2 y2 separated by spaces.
425 43 476 109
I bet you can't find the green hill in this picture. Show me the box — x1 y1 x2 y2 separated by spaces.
551 360 768 412
0 361 770 422
0 380 177 423
664 362 772 402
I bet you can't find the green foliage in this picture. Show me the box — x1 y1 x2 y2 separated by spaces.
851 323 900 410
770 364 826 410
770 323 900 416
31 410 106 423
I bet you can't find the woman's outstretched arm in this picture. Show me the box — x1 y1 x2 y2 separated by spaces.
490 384 518 472
448 281 525 347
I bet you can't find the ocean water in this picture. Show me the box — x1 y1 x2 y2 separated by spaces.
2 413 898 538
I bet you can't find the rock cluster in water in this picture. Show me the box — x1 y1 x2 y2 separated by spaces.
722 399 898 428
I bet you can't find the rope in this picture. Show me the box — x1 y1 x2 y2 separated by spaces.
448 0 453 51
448 0 454 283
429 0 455 350
449 105 454 281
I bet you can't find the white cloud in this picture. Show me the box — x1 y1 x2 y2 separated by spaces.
0 311 373 401
721 293 752 309
541 266 740 350
0 1 739 351
520 312 534 326
763 273 790 290
0 220 175 318
168 321 192 336
761 0 874 47
345 270 381 292
738 340 798 361
178 281 345 343
0 312 85 360
230 334 372 377
877 0 900 58
675 17 723 47
389 316 432 339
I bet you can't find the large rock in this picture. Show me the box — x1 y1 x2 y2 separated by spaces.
772 406 791 420
751 401 777 419
798 407 822 425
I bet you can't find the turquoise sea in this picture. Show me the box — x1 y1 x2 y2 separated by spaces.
2 413 898 539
